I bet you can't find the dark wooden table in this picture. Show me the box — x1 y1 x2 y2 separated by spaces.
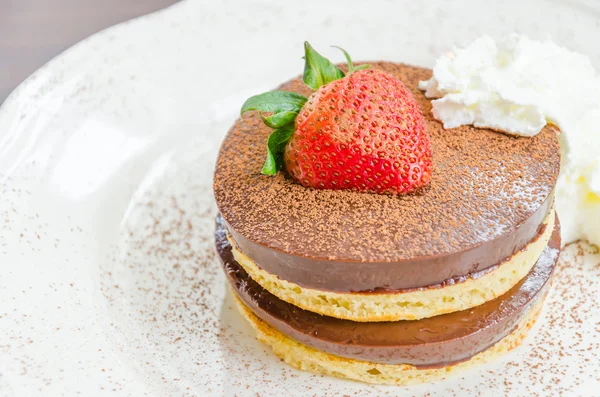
0 0 178 103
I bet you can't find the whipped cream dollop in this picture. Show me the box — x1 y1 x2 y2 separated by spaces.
419 34 600 247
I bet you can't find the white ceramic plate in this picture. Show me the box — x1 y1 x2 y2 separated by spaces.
1 1 599 396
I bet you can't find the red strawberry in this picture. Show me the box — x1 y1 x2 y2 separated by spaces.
240 42 432 195
284 68 431 194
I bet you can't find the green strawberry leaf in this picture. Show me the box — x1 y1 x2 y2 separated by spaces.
303 41 345 90
332 46 369 73
241 91 304 175
262 125 295 175
261 111 298 129
241 91 307 115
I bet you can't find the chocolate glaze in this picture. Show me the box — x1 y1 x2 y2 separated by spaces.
217 216 560 368
225 197 552 293
214 62 561 292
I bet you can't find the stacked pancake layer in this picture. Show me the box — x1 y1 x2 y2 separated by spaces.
228 211 555 322
214 63 562 384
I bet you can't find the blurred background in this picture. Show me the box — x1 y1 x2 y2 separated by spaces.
0 0 177 103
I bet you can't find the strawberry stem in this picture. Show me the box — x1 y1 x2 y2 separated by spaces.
332 46 370 74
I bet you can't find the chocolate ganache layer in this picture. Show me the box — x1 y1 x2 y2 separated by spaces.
213 62 560 292
217 216 560 368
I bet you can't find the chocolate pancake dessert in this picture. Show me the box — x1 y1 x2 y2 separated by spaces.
213 42 561 385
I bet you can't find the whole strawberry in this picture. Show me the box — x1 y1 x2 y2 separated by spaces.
241 42 432 195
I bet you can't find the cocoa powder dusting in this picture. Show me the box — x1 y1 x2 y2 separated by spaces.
497 242 600 396
214 62 561 261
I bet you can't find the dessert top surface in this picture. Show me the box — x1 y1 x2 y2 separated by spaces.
213 62 560 262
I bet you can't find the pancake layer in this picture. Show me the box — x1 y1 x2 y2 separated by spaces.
234 294 544 385
226 210 555 321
